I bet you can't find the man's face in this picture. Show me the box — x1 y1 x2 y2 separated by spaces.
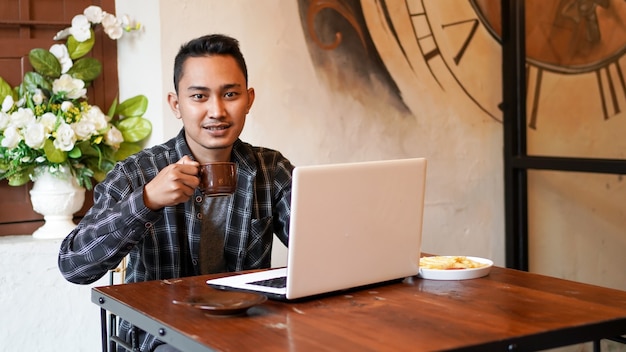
168 55 254 163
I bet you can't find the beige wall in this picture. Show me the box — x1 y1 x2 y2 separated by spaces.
115 0 505 267
115 0 626 289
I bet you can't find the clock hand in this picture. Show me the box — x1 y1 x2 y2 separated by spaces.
559 0 610 43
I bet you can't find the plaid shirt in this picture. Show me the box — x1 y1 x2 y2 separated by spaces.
58 129 293 351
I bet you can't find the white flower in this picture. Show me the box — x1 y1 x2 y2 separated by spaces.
84 6 105 24
104 125 124 148
72 119 97 140
53 122 77 151
34 155 47 163
38 112 57 134
49 44 73 74
10 108 36 128
0 111 10 130
121 15 141 32
1 95 14 112
24 122 46 149
1 95 13 112
53 74 86 100
121 15 132 30
32 89 45 105
102 13 123 40
69 14 92 42
53 27 71 41
83 106 108 130
0 126 21 148
105 25 123 40
61 101 74 112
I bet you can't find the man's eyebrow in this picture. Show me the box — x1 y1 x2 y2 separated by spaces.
186 85 210 92
186 83 242 91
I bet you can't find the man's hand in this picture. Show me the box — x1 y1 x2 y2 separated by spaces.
143 155 200 210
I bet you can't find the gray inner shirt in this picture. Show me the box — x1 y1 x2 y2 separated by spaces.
199 195 229 274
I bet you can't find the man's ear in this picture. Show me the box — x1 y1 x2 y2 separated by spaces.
167 92 182 119
246 87 255 113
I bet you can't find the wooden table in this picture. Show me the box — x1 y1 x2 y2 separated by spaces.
92 266 626 351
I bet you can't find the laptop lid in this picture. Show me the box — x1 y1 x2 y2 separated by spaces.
207 158 427 300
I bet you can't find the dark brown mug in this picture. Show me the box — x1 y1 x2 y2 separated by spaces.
199 162 237 197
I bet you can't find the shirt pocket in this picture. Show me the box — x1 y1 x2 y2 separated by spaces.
249 216 273 248
244 216 274 268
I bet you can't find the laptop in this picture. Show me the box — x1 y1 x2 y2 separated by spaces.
206 158 427 300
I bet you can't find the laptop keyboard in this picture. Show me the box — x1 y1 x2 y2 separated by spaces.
249 276 287 288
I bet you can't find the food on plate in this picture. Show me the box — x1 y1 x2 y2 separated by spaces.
419 256 489 270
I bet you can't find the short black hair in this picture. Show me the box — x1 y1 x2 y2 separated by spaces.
173 34 248 93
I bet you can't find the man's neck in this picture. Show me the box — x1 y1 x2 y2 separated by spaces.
194 148 232 164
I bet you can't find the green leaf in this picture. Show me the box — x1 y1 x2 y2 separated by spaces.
91 168 108 183
68 146 82 159
116 95 148 118
114 142 143 161
0 77 13 102
107 96 119 118
67 30 95 60
84 157 114 182
15 84 24 97
43 139 68 163
116 117 152 143
23 72 52 93
67 57 102 82
29 48 62 78
75 140 99 158
92 170 106 183
7 173 31 186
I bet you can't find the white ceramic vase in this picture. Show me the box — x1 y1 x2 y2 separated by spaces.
29 171 86 239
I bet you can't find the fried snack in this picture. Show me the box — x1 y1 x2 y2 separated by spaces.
419 256 488 270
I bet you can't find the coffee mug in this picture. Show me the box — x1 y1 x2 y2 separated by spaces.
199 162 237 196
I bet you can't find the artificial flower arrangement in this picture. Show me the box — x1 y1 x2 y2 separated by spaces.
0 6 151 190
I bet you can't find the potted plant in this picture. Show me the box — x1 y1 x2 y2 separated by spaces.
0 6 151 238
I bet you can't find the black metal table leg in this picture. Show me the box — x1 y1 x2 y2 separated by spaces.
100 308 108 352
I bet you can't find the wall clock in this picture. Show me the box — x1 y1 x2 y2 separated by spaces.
360 0 504 122
471 0 626 129
360 0 626 129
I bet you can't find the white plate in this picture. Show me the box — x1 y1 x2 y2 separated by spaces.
418 256 493 280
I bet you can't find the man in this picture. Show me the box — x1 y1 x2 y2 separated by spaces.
58 34 294 351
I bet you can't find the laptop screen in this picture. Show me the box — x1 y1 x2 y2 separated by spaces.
207 158 427 300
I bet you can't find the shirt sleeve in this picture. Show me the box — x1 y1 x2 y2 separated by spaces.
57 162 160 284
272 154 295 247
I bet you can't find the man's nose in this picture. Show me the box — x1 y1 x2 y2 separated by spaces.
206 97 226 118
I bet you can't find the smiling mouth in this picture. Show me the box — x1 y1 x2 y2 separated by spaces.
204 124 229 131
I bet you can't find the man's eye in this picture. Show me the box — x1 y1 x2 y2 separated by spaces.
191 94 205 100
224 91 239 99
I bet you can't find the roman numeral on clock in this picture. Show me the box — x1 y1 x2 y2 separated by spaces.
527 57 626 129
596 58 626 120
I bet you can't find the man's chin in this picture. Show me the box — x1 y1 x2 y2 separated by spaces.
204 142 232 151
